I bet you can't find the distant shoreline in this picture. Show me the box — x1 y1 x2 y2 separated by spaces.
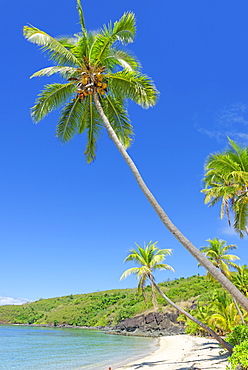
0 322 178 337
0 322 102 330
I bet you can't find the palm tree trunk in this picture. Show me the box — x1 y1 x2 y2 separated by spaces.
151 282 158 310
93 93 248 313
149 276 233 353
220 270 246 325
233 297 246 325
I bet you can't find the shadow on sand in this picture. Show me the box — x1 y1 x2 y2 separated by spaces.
118 340 229 369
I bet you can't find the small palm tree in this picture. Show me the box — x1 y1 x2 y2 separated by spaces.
202 138 248 237
199 238 240 280
199 238 244 324
120 241 174 309
209 291 244 335
23 0 248 313
232 265 248 296
121 242 233 353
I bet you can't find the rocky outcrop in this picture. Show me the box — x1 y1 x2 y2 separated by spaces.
110 311 185 337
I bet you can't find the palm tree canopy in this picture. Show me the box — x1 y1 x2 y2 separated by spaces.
202 138 248 237
120 241 174 292
232 265 248 296
199 237 240 278
23 1 158 163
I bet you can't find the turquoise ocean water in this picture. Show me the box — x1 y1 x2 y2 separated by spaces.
0 325 158 370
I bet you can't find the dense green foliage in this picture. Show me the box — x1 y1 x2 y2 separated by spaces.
227 326 248 369
202 138 248 237
227 340 248 369
179 289 247 336
0 275 218 327
226 325 248 346
23 2 157 163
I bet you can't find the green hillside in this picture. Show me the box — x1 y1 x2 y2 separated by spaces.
0 275 221 327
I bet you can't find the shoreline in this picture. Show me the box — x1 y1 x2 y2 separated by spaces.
113 334 229 370
0 325 230 369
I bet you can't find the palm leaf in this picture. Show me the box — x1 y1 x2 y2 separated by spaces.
76 0 86 33
30 66 77 79
56 97 82 141
120 267 141 280
152 263 175 272
233 201 248 237
108 69 158 108
81 95 102 163
31 83 76 122
106 48 140 71
101 95 133 147
112 12 136 44
89 12 136 66
23 25 81 67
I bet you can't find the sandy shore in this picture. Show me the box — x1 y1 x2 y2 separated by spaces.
114 334 229 370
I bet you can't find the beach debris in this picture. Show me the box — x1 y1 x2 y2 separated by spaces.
187 364 201 370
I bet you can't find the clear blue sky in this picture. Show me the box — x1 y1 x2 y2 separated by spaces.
1 0 248 303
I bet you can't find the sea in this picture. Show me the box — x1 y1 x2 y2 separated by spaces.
0 325 158 370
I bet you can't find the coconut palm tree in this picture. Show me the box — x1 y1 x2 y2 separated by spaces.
23 0 248 312
232 265 248 296
23 5 157 163
199 238 245 324
120 241 174 309
199 238 240 280
120 242 233 353
209 291 244 335
202 138 248 238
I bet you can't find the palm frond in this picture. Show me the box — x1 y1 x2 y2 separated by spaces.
112 12 136 44
152 263 175 272
31 83 76 122
56 36 79 50
120 267 141 280
106 48 140 71
233 201 248 237
56 97 82 141
205 154 241 175
30 66 77 79
23 25 80 67
71 35 90 61
81 95 102 163
108 69 158 108
89 12 136 67
100 95 133 148
76 0 86 33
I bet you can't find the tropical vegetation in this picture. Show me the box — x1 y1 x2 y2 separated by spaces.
0 275 229 327
199 237 244 324
180 290 247 336
23 0 248 313
231 265 248 296
23 2 157 163
199 238 240 280
120 241 174 309
226 326 248 369
202 138 248 238
120 242 233 352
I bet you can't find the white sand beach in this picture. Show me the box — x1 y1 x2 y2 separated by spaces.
114 334 229 370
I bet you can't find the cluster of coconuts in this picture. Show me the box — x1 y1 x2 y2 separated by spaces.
77 71 108 100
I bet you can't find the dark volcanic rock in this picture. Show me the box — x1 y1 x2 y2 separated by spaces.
112 311 185 337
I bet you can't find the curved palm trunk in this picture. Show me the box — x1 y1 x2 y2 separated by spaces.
151 282 158 310
233 297 245 324
94 93 248 313
220 270 246 325
149 276 233 353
